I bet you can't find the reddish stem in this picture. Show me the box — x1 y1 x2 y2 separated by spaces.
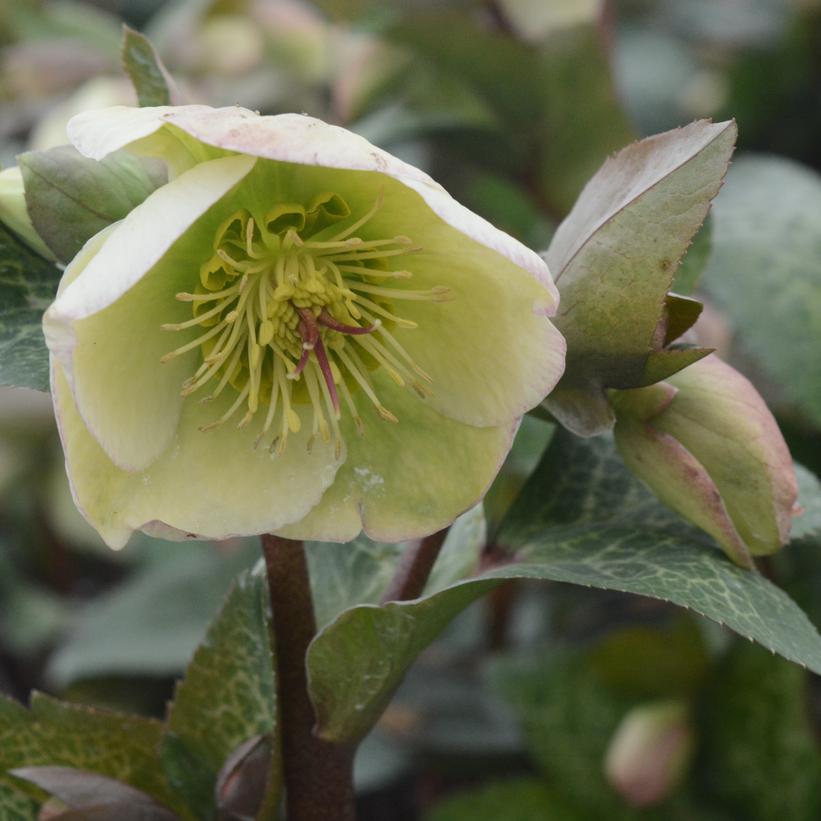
261 534 356 820
381 528 449 603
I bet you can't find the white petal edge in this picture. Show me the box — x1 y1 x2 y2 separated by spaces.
68 106 559 309
43 154 256 471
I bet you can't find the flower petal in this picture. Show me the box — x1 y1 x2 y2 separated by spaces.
661 356 797 554
52 361 343 549
160 107 559 300
43 155 256 471
614 408 753 568
248 158 565 426
276 370 517 543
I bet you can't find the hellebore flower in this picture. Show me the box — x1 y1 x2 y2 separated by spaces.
612 355 798 567
44 105 565 548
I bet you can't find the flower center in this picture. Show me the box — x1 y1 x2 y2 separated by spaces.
161 192 449 456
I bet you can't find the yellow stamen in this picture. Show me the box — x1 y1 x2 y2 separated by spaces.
162 190 446 451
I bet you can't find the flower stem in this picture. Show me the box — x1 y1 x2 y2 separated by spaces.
380 528 449 603
260 534 356 821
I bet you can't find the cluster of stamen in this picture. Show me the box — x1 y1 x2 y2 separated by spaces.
161 191 450 457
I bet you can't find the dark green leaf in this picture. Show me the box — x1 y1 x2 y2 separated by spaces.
161 570 279 821
491 651 634 818
425 778 583 821
0 693 186 818
120 25 173 107
307 432 821 744
703 156 821 426
695 642 821 821
538 14 636 215
588 618 709 699
19 146 165 264
0 779 38 821
47 541 257 687
0 222 60 390
544 120 734 435
385 14 543 130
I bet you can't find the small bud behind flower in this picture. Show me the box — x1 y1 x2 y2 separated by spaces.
612 355 797 567
604 700 693 808
0 167 53 259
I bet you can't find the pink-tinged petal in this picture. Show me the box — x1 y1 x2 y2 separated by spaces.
614 409 753 568
661 356 798 553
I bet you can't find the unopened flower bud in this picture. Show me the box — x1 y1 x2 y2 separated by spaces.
612 355 797 567
604 700 693 808
0 167 53 259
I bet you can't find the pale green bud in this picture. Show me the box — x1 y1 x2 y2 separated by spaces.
604 700 693 808
613 355 797 567
0 166 53 259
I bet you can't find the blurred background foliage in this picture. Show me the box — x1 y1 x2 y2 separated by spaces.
1 0 821 818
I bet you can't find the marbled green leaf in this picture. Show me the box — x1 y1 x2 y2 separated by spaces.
0 223 60 391
544 120 733 435
703 156 821 426
306 432 821 745
19 146 165 264
0 693 183 819
161 570 279 821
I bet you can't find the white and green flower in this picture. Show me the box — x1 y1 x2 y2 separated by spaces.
44 105 565 548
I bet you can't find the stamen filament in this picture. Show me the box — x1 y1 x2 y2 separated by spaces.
317 309 378 335
199 382 250 432
348 282 450 301
176 282 242 302
338 265 412 279
349 295 418 328
329 190 383 241
162 295 235 331
161 321 225 362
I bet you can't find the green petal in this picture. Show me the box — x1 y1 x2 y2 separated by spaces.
52 362 343 549
44 155 256 471
614 412 753 568
276 369 516 543
661 357 797 554
397 251 565 427
242 158 564 428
